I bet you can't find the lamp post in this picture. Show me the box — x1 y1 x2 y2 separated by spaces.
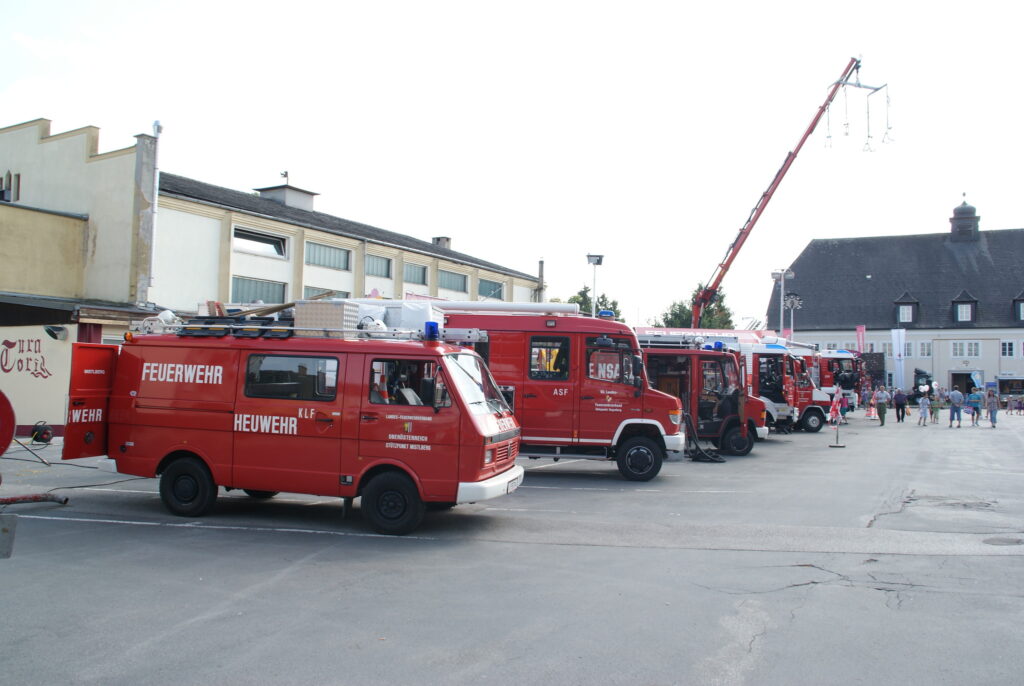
586 254 604 317
783 292 803 337
771 269 794 335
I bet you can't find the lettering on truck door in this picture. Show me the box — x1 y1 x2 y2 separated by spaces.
521 336 575 442
578 337 638 444
232 353 344 496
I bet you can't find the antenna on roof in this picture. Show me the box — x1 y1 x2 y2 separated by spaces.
281 171 289 184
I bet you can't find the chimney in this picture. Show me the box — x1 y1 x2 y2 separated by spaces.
254 183 319 212
432 236 451 250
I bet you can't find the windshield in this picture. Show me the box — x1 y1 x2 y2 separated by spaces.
443 353 511 416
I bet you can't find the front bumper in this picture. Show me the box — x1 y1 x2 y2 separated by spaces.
664 432 686 454
755 426 770 440
456 464 525 504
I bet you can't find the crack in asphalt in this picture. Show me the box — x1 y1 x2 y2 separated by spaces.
867 489 916 528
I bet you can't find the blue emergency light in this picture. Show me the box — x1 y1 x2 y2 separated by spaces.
714 341 724 350
424 321 440 341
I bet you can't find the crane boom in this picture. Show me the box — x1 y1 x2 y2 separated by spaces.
691 57 862 328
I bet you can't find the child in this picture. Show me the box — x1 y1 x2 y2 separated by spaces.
930 394 942 423
917 394 931 426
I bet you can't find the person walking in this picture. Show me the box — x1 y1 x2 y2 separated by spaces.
917 393 931 426
930 392 942 424
967 387 983 426
948 385 964 428
873 385 891 426
985 389 1000 428
893 388 908 423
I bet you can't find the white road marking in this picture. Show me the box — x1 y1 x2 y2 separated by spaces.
16 514 435 540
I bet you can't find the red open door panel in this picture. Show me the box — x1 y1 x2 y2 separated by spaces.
62 344 119 460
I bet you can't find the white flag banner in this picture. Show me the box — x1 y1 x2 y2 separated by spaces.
891 328 906 390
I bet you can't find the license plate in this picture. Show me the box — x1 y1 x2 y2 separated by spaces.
506 474 523 494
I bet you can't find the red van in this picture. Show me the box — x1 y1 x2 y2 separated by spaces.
62 319 523 535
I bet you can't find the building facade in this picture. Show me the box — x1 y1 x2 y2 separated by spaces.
1 118 541 433
766 201 1024 400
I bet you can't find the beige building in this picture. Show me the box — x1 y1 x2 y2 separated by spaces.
0 118 541 434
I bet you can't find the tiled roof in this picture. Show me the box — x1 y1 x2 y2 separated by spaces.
158 173 537 282
766 229 1024 330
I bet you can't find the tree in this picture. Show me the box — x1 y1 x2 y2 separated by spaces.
566 285 621 319
653 285 734 329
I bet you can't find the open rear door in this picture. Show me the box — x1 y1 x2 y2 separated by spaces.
63 344 118 460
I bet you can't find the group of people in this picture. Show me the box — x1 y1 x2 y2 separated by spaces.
864 384 1003 428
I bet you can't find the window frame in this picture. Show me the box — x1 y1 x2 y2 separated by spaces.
305 242 351 271
233 227 288 259
232 276 287 304
1001 341 1015 357
898 304 914 323
529 336 571 381
438 269 468 293
403 262 428 285
244 354 339 402
478 278 504 300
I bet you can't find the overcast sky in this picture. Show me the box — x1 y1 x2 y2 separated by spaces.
4 1 1023 327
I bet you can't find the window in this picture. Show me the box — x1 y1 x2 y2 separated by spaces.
404 263 427 285
478 278 504 300
439 270 468 292
826 342 837 350
919 342 932 357
1002 341 1015 357
365 254 392 278
956 303 973 322
586 337 637 386
1018 301 1024 321
952 341 980 358
234 228 286 257
882 342 893 358
904 342 913 359
867 342 876 353
529 337 570 380
886 372 894 387
844 342 856 352
232 276 286 304
245 355 338 401
368 358 443 406
304 286 349 299
305 242 350 270
898 305 913 323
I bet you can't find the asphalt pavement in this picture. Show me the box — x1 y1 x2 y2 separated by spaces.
1 408 1022 685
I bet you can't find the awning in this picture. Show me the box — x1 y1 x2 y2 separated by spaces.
0 292 160 326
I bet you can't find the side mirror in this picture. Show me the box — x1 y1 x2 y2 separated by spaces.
420 377 438 412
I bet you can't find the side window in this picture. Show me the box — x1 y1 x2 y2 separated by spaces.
246 355 338 401
369 358 448 407
585 338 635 386
701 360 725 398
529 337 570 380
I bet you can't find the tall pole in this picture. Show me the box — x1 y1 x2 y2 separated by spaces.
592 263 597 317
778 273 785 334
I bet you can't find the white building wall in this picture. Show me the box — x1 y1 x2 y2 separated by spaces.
149 207 221 311
0 120 148 303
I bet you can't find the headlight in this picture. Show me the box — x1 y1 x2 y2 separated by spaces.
668 409 682 425
484 449 494 465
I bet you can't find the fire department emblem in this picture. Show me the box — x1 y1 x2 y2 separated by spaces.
403 421 413 433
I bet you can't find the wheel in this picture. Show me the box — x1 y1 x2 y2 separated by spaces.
615 437 663 481
361 472 425 535
721 426 754 456
801 411 824 433
243 490 279 499
159 457 217 517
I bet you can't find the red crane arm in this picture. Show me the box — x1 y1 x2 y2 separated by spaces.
691 57 862 328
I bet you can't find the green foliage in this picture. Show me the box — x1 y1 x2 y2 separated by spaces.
566 285 621 319
653 285 734 329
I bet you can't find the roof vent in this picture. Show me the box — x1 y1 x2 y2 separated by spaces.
432 236 452 250
254 183 319 212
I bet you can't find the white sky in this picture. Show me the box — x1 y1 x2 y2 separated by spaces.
4 1 1023 327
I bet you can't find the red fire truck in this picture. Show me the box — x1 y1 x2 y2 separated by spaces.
437 305 684 481
61 310 524 535
636 333 768 457
792 346 864 411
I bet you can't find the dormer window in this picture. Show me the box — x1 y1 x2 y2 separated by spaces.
894 292 918 326
1014 294 1024 323
952 290 977 326
898 305 914 323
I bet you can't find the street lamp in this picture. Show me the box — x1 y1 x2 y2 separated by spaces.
771 269 794 335
587 254 604 317
783 292 803 337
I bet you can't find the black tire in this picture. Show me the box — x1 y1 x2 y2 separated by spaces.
616 436 663 481
243 490 279 499
721 426 754 456
361 472 425 535
801 411 825 433
159 457 217 517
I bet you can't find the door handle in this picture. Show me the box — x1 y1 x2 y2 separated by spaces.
581 395 595 400
72 399 86 406
524 393 537 398
361 415 378 422
316 417 334 423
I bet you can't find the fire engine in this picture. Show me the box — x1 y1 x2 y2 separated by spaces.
431 303 684 481
61 301 524 535
784 343 864 410
636 332 768 457
637 328 830 433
